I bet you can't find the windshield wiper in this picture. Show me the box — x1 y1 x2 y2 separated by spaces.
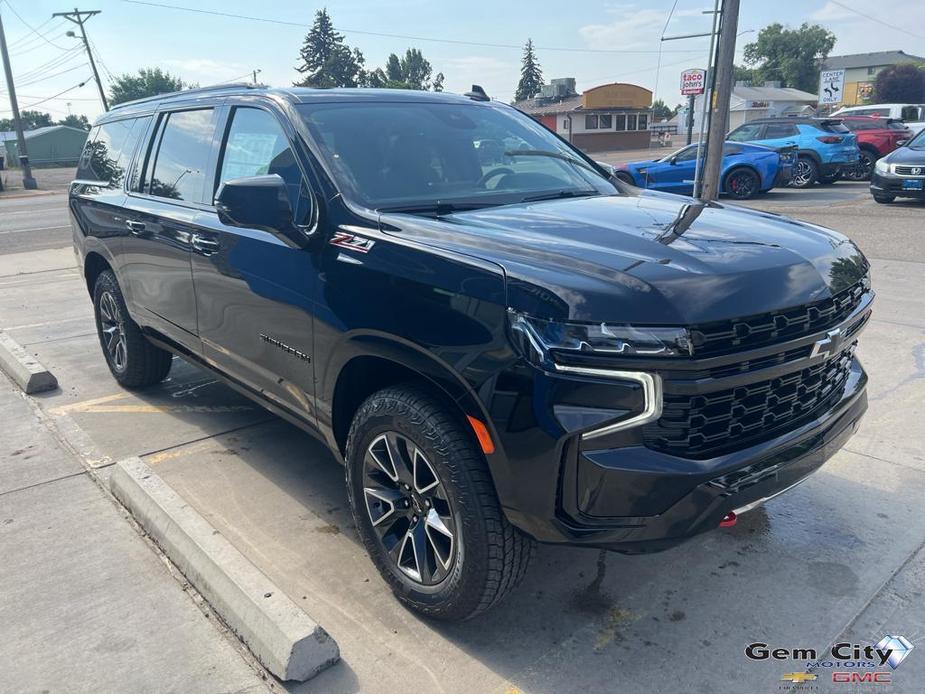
519 189 600 203
504 149 602 175
377 201 499 215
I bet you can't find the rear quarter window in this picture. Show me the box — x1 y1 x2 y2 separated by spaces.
146 108 216 203
77 118 149 188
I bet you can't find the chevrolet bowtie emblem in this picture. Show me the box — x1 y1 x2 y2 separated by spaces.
810 327 842 360
780 672 817 683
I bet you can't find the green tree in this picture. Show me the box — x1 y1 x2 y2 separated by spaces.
734 64 758 85
515 38 543 101
651 99 676 120
57 114 91 130
109 68 185 106
362 48 437 90
874 63 925 103
742 23 836 93
294 8 365 88
0 110 53 130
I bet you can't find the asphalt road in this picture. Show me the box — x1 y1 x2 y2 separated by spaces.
0 193 71 256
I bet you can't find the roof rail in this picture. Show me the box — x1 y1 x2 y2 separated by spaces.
109 82 264 111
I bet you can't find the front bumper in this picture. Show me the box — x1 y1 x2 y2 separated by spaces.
871 171 925 199
552 358 866 552
494 290 872 553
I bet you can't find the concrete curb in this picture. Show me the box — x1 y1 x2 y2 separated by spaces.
109 457 340 682
0 331 57 394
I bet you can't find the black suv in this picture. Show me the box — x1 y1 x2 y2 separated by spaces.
71 85 872 621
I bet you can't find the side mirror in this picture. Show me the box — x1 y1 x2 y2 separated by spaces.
216 174 296 236
669 156 678 165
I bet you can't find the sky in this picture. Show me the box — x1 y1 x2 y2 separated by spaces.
2 0 924 123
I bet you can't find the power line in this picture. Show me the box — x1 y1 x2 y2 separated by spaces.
15 62 90 88
120 0 706 54
13 45 83 82
827 0 925 42
10 30 71 57
1 0 69 50
6 15 56 48
19 77 91 109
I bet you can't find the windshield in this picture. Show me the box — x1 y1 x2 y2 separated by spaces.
297 101 615 211
906 128 925 150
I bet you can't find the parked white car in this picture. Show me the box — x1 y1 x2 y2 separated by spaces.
831 103 925 134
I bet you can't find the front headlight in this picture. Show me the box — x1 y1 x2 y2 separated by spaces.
510 311 692 362
875 159 890 174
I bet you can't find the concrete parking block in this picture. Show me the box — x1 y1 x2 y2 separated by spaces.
109 456 340 682
0 330 57 394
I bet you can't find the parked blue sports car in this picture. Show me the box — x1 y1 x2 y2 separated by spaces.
610 142 794 199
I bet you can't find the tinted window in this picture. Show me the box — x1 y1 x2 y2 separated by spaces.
78 118 146 187
217 107 303 208
764 123 798 139
817 121 850 133
843 119 882 131
674 146 698 162
728 123 763 142
148 109 215 202
299 102 614 209
901 106 922 121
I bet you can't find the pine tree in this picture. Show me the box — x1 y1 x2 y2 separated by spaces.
294 8 365 88
515 39 543 102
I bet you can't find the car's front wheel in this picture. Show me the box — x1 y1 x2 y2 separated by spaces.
791 156 818 188
872 193 896 204
345 385 534 621
93 270 172 388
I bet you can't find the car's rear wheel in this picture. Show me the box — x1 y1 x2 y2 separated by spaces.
817 169 841 184
873 193 896 204
791 156 818 188
93 270 172 388
723 168 760 199
844 149 876 181
345 385 534 621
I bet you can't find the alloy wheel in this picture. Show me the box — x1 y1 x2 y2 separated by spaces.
727 170 757 199
99 291 127 372
792 159 813 187
363 432 457 585
845 152 873 181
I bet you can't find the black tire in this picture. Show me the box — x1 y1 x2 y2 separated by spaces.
345 385 534 621
93 270 172 388
873 193 895 204
723 167 760 199
818 168 841 185
791 156 818 188
844 149 876 181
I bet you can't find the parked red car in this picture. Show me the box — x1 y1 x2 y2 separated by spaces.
840 116 912 180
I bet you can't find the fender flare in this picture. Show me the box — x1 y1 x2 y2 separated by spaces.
320 330 503 457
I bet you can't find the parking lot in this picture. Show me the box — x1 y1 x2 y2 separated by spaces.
2 175 924 692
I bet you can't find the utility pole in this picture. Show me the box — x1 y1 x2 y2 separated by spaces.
685 94 695 145
699 0 740 201
53 8 108 111
0 8 37 189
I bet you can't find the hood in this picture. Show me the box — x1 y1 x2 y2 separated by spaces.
885 144 925 165
379 191 868 325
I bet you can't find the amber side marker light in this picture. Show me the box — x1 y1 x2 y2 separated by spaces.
466 415 495 455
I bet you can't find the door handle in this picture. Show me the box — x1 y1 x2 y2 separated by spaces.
191 233 220 255
125 220 146 235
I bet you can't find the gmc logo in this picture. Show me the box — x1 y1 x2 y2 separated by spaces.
832 672 892 683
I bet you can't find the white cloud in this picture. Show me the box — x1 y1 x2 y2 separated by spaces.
162 58 250 84
579 6 706 50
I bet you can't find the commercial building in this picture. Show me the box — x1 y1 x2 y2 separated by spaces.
514 78 653 152
1 125 89 168
822 50 925 106
689 83 818 133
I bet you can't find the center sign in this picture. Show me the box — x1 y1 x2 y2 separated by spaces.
681 69 706 96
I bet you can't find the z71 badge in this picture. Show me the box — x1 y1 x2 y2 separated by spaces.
330 231 375 253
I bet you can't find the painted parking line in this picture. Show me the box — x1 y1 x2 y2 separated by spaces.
0 207 68 216
50 391 253 415
3 316 88 330
0 225 71 235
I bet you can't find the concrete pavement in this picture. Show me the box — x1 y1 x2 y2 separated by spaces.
0 376 269 694
1 183 923 692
